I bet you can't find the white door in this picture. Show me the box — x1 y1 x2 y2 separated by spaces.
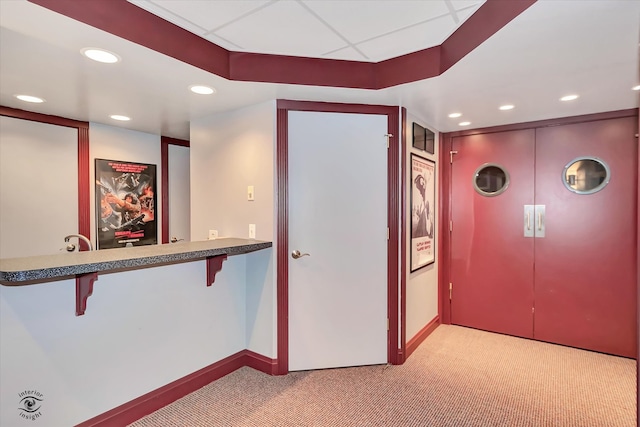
288 111 388 371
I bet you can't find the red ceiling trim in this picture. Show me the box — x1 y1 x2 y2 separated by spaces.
230 52 378 89
376 46 441 89
27 0 535 90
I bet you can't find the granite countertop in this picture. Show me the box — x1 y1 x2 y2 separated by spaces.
0 238 272 285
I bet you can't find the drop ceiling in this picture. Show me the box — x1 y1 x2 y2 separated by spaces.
0 0 638 140
128 0 484 62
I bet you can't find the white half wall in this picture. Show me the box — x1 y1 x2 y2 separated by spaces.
405 111 439 341
0 116 78 258
0 257 247 426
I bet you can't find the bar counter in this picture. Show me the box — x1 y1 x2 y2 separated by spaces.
0 238 272 285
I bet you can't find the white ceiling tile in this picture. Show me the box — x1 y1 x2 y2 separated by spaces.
214 1 348 58
358 15 456 62
450 0 485 11
320 46 368 62
302 0 452 45
128 0 274 36
437 3 483 42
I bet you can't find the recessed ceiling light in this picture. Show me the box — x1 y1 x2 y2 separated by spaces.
190 85 216 95
448 112 462 118
110 115 131 121
499 104 514 110
459 121 471 126
15 94 45 103
81 48 120 64
560 94 579 102
633 85 640 91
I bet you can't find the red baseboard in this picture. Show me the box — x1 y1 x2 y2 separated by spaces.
245 349 279 376
75 350 277 427
406 316 440 359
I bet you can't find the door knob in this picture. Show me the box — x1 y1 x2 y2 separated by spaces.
291 250 310 259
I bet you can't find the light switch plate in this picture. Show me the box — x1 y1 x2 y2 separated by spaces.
248 185 254 201
249 224 256 239
208 229 218 240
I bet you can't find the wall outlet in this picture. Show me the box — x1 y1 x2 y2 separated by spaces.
249 224 256 239
208 229 218 240
247 185 254 201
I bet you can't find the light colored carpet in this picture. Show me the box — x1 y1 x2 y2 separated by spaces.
129 325 637 426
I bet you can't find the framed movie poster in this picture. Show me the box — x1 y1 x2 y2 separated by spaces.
410 154 435 271
95 158 157 249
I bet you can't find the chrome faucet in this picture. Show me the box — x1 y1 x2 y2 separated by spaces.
64 234 93 251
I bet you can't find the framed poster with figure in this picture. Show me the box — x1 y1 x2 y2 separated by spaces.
410 154 435 271
95 158 157 249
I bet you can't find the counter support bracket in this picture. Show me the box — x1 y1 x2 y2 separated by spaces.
206 254 227 286
76 272 98 316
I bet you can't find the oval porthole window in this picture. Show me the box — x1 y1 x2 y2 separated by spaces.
473 163 510 197
562 157 610 195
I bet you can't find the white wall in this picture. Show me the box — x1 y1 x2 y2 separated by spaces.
168 144 191 242
404 111 439 341
190 100 276 358
90 123 163 247
190 101 275 242
0 116 78 258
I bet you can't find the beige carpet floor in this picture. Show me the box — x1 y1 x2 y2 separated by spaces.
129 325 637 427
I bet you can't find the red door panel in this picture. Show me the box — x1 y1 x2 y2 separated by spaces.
534 117 638 357
451 130 535 338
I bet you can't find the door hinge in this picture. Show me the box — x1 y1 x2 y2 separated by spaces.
387 318 390 330
449 220 453 232
450 150 458 163
449 283 452 300
387 227 389 240
532 307 535 314
385 133 393 148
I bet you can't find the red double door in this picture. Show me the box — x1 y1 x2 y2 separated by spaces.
450 116 637 358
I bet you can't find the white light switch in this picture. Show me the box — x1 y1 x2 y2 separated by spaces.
247 185 254 201
249 224 256 239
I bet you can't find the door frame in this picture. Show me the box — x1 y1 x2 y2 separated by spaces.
275 100 400 374
439 108 639 325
